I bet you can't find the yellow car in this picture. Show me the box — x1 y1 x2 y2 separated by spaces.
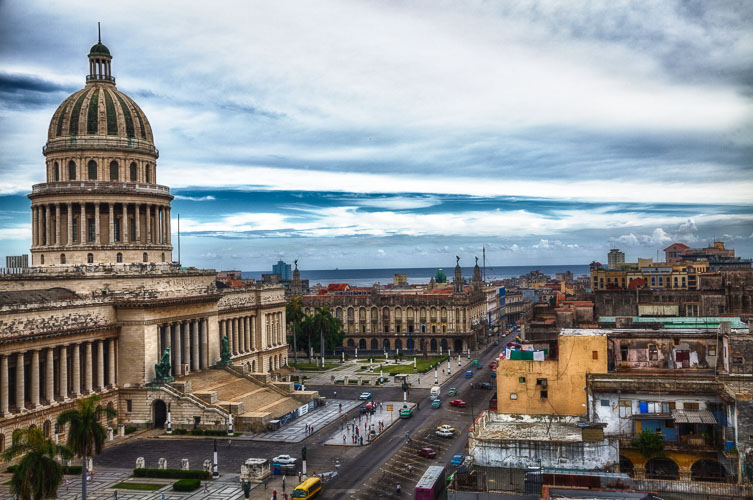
436 424 456 433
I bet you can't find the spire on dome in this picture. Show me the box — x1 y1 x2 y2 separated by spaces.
87 23 114 84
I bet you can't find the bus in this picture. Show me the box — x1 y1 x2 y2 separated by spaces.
430 386 441 400
292 477 322 499
415 465 446 500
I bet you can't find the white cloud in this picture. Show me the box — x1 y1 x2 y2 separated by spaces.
376 249 386 257
173 195 216 201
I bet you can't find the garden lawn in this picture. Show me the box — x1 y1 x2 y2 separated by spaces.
369 357 448 375
113 482 165 491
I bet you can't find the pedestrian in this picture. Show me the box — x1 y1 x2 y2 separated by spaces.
282 474 286 492
115 491 118 499
343 434 346 444
264 476 269 490
311 424 314 433
228 438 232 446
334 391 337 399
360 436 363 446
339 402 342 412
204 481 209 492
273 490 277 500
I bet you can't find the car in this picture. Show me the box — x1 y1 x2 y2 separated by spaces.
436 424 456 433
451 454 465 466
436 428 454 438
494 340 500 345
418 447 437 458
476 363 483 370
431 399 442 409
479 382 493 390
488 361 497 369
490 371 497 378
399 406 414 419
449 399 467 407
465 370 473 378
272 455 296 465
472 359 479 365
448 387 457 396
359 392 372 400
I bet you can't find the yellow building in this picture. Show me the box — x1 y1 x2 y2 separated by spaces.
496 330 607 416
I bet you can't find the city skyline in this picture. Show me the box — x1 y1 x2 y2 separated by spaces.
1 1 752 270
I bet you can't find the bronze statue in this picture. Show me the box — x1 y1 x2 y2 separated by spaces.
217 335 232 366
456 255 460 266
154 347 172 381
475 256 479 266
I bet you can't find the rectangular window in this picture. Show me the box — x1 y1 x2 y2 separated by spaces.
114 218 121 242
72 218 79 243
519 377 526 383
510 393 517 400
126 399 132 412
601 399 610 407
130 219 136 241
661 402 675 413
540 390 548 399
665 420 675 428
592 351 599 360
683 402 699 410
396 324 401 333
536 378 547 387
648 344 658 361
87 218 95 242
619 400 632 417
708 343 716 356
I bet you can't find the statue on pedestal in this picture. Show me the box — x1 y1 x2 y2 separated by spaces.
217 335 232 366
154 347 173 382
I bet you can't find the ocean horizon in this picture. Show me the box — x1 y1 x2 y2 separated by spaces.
242 264 590 287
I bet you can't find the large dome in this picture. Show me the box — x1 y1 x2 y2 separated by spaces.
46 84 155 152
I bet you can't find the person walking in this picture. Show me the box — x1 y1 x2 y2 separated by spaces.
343 434 346 444
282 474 286 492
264 476 269 489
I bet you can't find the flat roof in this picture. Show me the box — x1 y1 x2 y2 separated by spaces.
598 316 748 329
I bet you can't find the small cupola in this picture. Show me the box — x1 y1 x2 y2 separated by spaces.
87 23 115 84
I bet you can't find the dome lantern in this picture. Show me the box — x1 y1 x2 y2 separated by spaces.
87 23 114 84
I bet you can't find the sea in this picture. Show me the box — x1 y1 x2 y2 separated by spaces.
242 265 590 287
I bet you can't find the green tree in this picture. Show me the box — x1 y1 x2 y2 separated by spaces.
303 306 344 368
57 394 117 500
286 296 305 367
631 430 664 459
2 426 73 500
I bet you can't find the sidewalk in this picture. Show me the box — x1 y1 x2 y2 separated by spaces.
323 401 416 446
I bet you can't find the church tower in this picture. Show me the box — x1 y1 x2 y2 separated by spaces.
453 256 464 294
29 27 173 266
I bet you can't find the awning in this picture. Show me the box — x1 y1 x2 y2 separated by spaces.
671 409 717 424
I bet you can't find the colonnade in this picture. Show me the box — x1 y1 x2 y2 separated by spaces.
218 315 256 357
0 338 117 416
264 312 284 347
31 202 170 248
158 318 209 377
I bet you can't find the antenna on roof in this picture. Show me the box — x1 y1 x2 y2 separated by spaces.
98 22 101 43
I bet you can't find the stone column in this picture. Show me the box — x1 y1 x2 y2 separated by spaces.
135 204 141 243
123 203 129 244
191 320 200 372
108 338 116 387
173 323 182 376
71 344 81 397
200 318 208 369
232 318 239 355
16 352 25 410
108 202 115 243
55 203 61 245
0 355 8 416
85 342 93 393
42 205 49 245
80 203 87 244
97 340 105 390
166 207 171 245
182 321 190 373
30 350 40 408
59 346 68 400
95 203 101 244
67 202 73 245
32 206 38 246
244 316 251 352
158 207 164 244
238 317 245 353
45 348 54 403
146 205 151 243
225 320 232 355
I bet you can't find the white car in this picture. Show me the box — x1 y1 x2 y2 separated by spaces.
436 428 454 438
359 392 372 400
273 455 296 465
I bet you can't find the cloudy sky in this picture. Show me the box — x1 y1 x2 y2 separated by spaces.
1 0 752 271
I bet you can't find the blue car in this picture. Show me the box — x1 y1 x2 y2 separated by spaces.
465 370 473 378
451 454 465 466
431 399 441 409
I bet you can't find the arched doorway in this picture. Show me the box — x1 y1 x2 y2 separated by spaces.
383 339 391 350
395 339 403 350
430 339 438 352
152 399 167 429
252 360 256 372
619 455 634 477
440 339 448 351
359 339 366 349
370 339 378 350
454 339 463 352
645 457 679 480
691 459 727 482
347 339 355 348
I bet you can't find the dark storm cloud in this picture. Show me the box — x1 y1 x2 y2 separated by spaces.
0 72 75 108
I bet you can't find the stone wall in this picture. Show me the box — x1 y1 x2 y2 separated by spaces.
0 301 115 339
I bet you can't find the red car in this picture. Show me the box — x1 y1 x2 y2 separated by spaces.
449 399 467 407
488 361 497 369
418 447 437 458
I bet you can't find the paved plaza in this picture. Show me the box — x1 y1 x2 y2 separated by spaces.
324 401 416 446
241 398 362 443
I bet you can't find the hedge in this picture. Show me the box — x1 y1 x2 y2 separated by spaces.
172 429 188 435
124 426 138 435
7 465 81 475
133 468 211 480
173 478 201 491
187 429 228 436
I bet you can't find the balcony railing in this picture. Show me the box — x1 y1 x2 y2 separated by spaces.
86 75 116 83
43 136 158 156
31 181 170 195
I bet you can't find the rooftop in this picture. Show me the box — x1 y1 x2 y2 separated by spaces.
0 287 79 306
598 316 748 330
475 413 589 442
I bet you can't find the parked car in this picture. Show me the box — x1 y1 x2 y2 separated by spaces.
451 455 465 466
472 359 479 366
436 428 454 438
418 447 437 458
490 371 497 378
436 424 456 433
488 361 497 369
448 387 457 396
431 399 442 409
465 370 473 378
494 340 500 345
476 363 482 370
273 455 296 465
399 406 414 419
359 392 372 400
449 399 467 407
479 382 493 390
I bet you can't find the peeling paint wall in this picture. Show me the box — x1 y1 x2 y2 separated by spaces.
471 437 619 470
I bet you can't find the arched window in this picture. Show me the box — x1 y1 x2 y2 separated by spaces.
161 252 165 262
145 164 151 183
43 420 52 438
54 162 60 181
116 252 123 263
87 160 98 180
109 161 119 181
60 253 66 264
68 160 76 180
143 252 148 262
87 253 94 263
130 162 137 181
41 254 45 265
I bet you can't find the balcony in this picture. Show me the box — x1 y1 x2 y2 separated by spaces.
31 181 171 197
86 74 116 83
43 136 158 156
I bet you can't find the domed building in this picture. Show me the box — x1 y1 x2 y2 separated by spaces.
30 35 172 266
0 35 312 450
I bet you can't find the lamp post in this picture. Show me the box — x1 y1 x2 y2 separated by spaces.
166 402 172 434
227 405 234 434
434 366 438 385
447 358 451 376
212 439 219 478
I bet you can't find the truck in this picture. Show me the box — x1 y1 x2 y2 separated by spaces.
430 386 441 400
415 465 447 500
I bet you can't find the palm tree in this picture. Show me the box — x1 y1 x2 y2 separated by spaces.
309 306 342 368
2 426 73 500
57 394 117 500
286 296 305 367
